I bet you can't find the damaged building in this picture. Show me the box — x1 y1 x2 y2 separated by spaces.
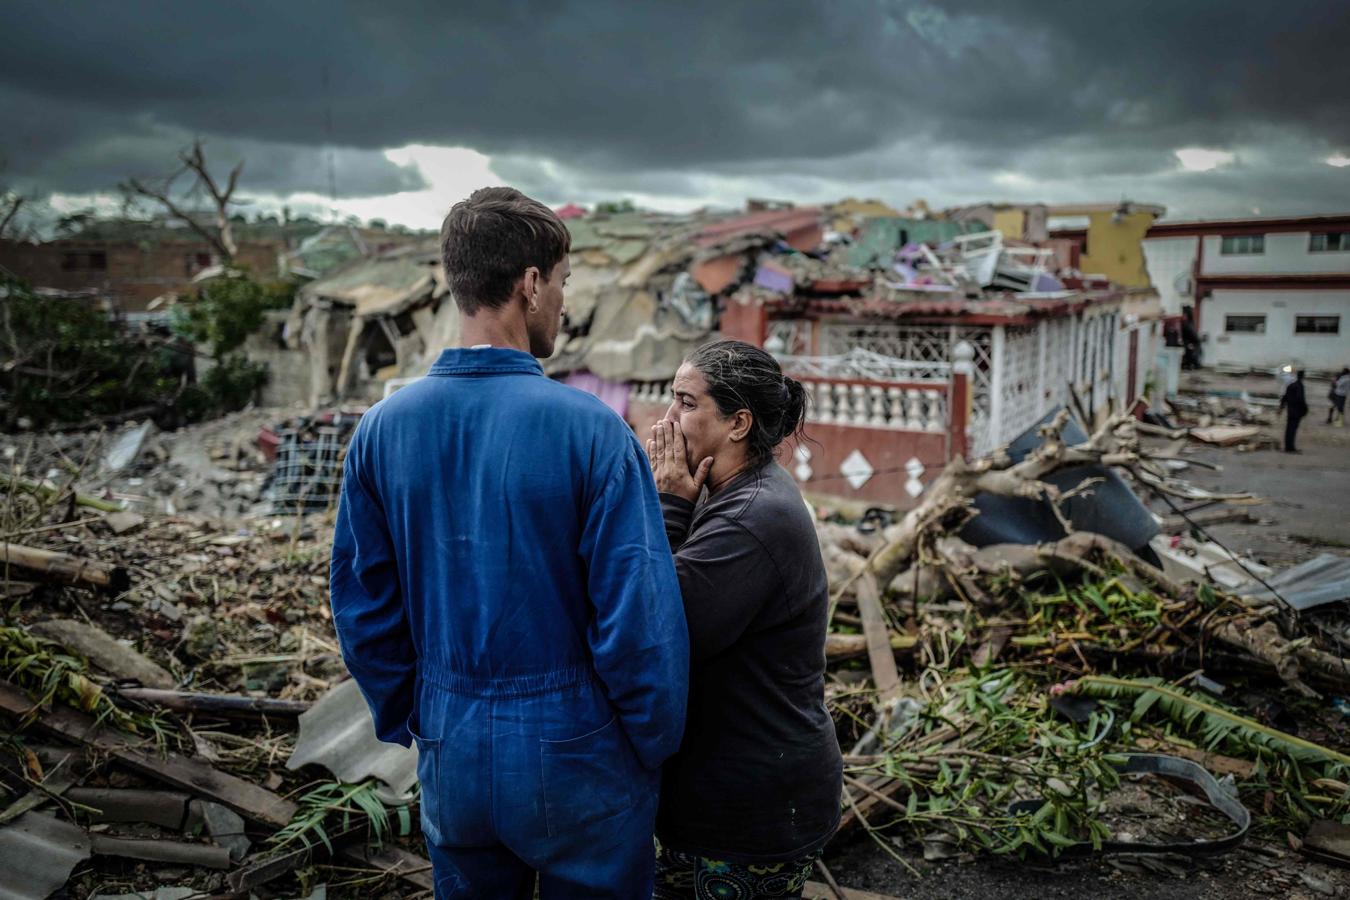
287 201 1161 509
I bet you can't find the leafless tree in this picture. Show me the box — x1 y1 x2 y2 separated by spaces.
123 140 243 263
0 193 24 241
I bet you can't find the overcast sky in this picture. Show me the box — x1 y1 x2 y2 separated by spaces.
3 1 1348 230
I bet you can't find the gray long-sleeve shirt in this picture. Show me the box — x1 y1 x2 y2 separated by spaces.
655 461 843 863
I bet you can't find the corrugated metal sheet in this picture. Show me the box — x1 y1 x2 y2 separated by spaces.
287 678 419 804
1238 554 1350 611
0 812 90 900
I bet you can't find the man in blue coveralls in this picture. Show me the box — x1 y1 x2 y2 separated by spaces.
330 187 689 898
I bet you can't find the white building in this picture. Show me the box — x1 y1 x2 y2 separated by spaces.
1142 215 1350 373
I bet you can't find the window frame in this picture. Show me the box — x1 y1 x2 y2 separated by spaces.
1219 234 1266 255
1309 231 1350 253
1294 315 1340 335
1224 314 1267 334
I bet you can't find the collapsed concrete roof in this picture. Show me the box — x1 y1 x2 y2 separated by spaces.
289 207 826 400
295 239 443 318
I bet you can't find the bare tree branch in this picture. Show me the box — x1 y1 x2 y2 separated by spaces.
0 195 24 240
122 176 231 261
121 140 243 263
179 140 242 260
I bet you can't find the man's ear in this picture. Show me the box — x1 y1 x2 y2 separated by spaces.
521 266 540 304
729 409 753 442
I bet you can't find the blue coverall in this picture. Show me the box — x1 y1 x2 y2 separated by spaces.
330 347 689 898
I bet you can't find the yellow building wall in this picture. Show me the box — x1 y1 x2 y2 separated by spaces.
991 209 1026 240
1079 211 1157 288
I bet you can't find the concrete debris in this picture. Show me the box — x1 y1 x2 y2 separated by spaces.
92 889 200 900
102 421 156 472
200 799 251 861
104 510 146 535
1303 820 1350 866
1190 425 1263 446
290 206 827 402
0 219 1346 896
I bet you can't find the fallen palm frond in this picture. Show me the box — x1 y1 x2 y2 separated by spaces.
1073 674 1350 826
269 778 414 854
1074 675 1350 770
0 624 171 745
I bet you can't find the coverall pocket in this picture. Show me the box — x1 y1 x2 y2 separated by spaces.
408 721 445 846
540 715 634 838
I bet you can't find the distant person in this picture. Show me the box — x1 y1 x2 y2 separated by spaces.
1328 367 1349 427
330 187 688 898
1180 307 1203 369
1280 369 1310 453
645 340 843 899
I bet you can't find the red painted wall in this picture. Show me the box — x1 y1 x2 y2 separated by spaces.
627 395 948 510
791 423 947 508
720 297 768 345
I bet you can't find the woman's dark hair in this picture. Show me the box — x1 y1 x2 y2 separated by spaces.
685 339 808 467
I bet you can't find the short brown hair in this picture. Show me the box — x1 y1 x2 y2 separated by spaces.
440 187 571 315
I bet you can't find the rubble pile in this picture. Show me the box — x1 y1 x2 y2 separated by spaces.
814 411 1350 887
0 409 1348 897
2 411 280 522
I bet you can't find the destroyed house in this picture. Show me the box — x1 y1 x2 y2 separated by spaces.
624 210 1161 508
288 206 824 406
290 204 1157 510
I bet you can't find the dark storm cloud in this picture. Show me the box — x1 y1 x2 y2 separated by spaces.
0 83 426 198
1 1 1347 212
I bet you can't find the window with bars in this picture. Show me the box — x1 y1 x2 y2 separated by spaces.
1219 234 1265 255
1295 315 1340 335
1224 315 1266 334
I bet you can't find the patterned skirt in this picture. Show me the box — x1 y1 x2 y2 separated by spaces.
652 844 822 899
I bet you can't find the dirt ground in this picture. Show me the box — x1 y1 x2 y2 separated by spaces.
823 837 1346 899
821 371 1350 900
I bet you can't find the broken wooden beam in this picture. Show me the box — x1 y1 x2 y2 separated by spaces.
855 573 900 703
837 776 905 836
113 687 310 720
0 678 296 829
0 679 435 891
825 632 916 661
227 824 368 892
1 542 129 594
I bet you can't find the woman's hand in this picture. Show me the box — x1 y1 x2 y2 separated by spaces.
646 420 713 503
